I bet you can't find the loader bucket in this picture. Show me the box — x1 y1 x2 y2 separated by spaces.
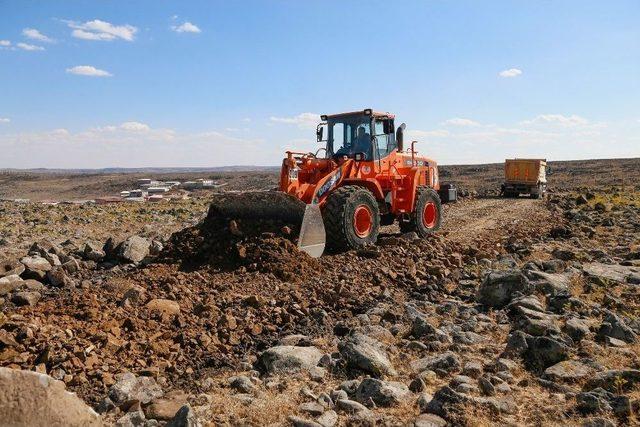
297 203 326 258
208 191 326 258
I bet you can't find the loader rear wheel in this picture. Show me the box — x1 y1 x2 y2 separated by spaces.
400 187 442 237
324 186 380 252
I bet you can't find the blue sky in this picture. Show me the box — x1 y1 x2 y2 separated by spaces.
0 0 638 168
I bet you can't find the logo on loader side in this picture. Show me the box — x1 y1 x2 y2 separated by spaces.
315 169 342 202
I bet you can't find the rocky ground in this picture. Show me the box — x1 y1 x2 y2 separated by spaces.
1 168 640 426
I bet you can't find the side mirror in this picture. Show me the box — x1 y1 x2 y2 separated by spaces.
396 123 406 151
316 125 324 142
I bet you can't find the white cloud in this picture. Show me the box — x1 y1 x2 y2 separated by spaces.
17 42 44 51
66 65 112 77
50 128 70 137
1 116 638 169
270 112 320 129
22 28 55 43
401 112 637 165
67 20 137 41
499 68 522 78
0 118 10 123
0 40 11 47
0 122 267 168
120 121 150 132
442 118 480 127
520 114 589 127
171 22 201 33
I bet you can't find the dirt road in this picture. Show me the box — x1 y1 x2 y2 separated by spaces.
441 196 552 244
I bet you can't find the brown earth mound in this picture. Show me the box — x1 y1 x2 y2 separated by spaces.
160 200 320 281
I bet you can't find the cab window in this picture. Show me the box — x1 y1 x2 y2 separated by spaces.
374 119 396 159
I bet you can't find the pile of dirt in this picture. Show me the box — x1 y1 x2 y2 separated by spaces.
160 200 320 281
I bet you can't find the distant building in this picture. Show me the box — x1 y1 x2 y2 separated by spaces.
147 186 170 194
183 179 216 190
128 189 146 198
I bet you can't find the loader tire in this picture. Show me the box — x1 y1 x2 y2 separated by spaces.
400 186 442 237
324 186 380 252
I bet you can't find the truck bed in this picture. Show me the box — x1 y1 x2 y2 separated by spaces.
504 159 546 184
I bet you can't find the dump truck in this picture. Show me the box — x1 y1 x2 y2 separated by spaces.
210 108 454 257
501 158 547 199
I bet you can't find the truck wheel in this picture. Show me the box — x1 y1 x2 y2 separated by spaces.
530 184 543 199
324 186 380 252
400 187 442 237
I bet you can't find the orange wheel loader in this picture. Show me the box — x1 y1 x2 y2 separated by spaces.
210 109 454 257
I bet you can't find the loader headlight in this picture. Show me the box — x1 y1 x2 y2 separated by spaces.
289 169 298 180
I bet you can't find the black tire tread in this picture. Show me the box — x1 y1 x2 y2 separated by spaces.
400 186 442 236
324 186 379 251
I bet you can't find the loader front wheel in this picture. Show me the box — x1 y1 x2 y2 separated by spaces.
400 187 442 237
324 186 380 252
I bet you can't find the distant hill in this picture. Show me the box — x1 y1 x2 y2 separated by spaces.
0 166 280 174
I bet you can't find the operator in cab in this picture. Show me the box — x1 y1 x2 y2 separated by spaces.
352 127 371 157
334 126 371 160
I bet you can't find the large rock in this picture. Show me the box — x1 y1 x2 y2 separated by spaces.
523 336 571 371
576 388 631 417
20 255 52 280
83 242 105 262
0 274 23 296
426 385 516 419
583 263 640 284
584 369 640 393
338 332 396 377
108 372 163 406
335 399 371 415
477 270 532 308
166 404 202 427
118 236 151 263
411 351 460 374
0 257 25 278
257 345 322 374
597 313 637 343
543 360 594 383
11 291 41 306
146 391 189 420
103 237 125 260
425 386 468 418
114 410 145 427
0 367 101 426
146 299 181 316
354 378 411 407
414 413 447 427
526 270 570 296
563 317 590 342
20 255 53 272
412 314 438 338
47 266 74 288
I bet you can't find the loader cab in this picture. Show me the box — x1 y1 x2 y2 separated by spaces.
320 109 396 162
